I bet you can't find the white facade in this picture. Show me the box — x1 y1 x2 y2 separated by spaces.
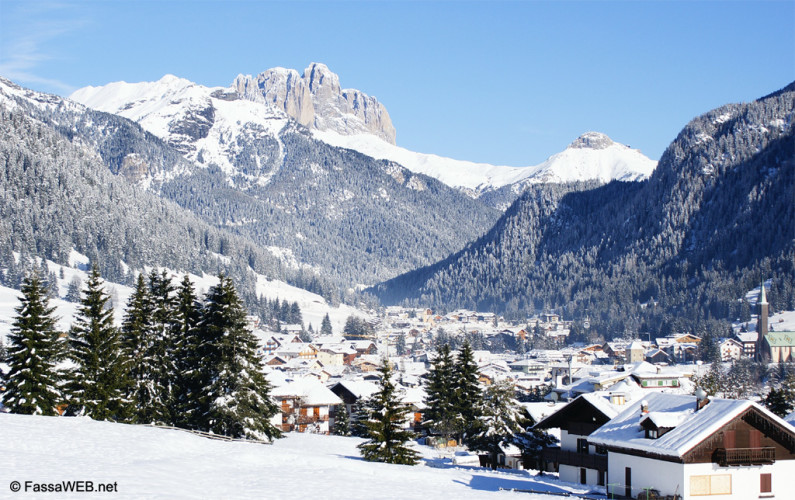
607 451 794 499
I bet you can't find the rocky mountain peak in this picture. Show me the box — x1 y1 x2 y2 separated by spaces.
234 63 396 144
569 132 615 150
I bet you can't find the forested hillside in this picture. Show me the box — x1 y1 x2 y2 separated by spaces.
0 86 333 309
373 82 795 339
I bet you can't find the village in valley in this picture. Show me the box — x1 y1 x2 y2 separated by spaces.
248 282 795 499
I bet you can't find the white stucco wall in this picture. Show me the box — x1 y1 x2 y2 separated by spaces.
608 452 795 499
608 453 685 498
683 460 794 499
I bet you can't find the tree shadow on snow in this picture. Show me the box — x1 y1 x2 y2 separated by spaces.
455 474 574 494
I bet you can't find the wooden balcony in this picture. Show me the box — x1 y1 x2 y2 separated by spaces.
714 447 775 466
540 447 608 471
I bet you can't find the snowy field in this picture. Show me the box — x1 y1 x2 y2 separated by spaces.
1 413 595 500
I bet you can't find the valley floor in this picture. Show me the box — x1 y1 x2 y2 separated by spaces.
1 413 596 499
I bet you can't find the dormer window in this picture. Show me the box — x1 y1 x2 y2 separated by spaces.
647 428 659 439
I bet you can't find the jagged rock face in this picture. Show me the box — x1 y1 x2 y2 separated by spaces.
167 98 215 153
569 132 614 149
233 68 313 126
235 63 396 144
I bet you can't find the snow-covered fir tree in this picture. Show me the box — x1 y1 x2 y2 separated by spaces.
453 340 482 441
145 269 178 424
321 313 333 336
332 403 351 436
423 344 458 440
513 406 558 470
763 371 795 418
464 379 522 470
66 266 131 421
357 358 419 465
395 332 406 356
197 275 280 440
171 274 203 429
3 272 64 415
121 273 165 424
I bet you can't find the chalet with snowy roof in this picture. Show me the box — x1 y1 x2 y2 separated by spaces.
534 393 621 485
329 380 379 415
736 329 758 358
719 338 744 361
270 378 343 434
644 348 671 364
588 392 795 499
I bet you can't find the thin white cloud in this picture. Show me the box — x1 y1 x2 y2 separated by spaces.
0 1 87 94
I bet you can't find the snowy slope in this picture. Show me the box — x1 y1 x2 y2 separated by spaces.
0 254 367 346
71 75 289 179
1 413 593 499
314 130 657 197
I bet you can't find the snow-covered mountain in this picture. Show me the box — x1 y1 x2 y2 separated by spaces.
70 74 289 182
70 64 655 207
5 75 498 289
315 129 657 200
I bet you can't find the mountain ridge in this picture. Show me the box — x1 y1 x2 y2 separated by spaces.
70 64 656 209
371 81 795 337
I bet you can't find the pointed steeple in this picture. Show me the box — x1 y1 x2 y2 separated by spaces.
759 282 768 305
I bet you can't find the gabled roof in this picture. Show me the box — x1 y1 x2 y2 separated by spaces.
270 378 342 406
534 393 620 431
588 393 793 458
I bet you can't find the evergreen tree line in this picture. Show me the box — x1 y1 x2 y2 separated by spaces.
1 268 280 441
250 295 303 331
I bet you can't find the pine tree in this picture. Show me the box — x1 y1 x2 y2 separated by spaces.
145 269 178 424
465 379 522 470
332 403 351 436
3 272 64 415
121 273 155 423
66 266 131 421
423 344 458 440
453 340 483 441
395 332 407 356
763 371 795 418
321 313 333 336
358 359 419 465
513 407 558 470
65 276 82 302
171 274 203 429
197 275 280 440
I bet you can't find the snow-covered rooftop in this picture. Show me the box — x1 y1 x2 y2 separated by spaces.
589 393 759 458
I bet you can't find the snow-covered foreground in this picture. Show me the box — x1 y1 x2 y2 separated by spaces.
1 414 594 499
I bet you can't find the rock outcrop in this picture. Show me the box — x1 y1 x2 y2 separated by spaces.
234 63 396 144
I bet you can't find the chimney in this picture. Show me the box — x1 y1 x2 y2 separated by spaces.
695 387 709 411
640 400 649 417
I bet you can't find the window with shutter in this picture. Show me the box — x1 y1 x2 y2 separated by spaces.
761 473 772 493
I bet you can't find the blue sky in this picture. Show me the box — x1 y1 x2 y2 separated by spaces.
0 1 792 165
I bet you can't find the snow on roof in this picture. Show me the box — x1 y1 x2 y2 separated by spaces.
270 378 342 406
580 393 621 419
521 402 565 423
335 380 378 399
588 393 753 458
642 410 691 429
736 330 758 342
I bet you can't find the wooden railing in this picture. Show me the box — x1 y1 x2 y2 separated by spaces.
714 447 775 466
540 447 608 471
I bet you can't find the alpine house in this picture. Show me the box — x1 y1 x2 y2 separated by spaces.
587 391 795 499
